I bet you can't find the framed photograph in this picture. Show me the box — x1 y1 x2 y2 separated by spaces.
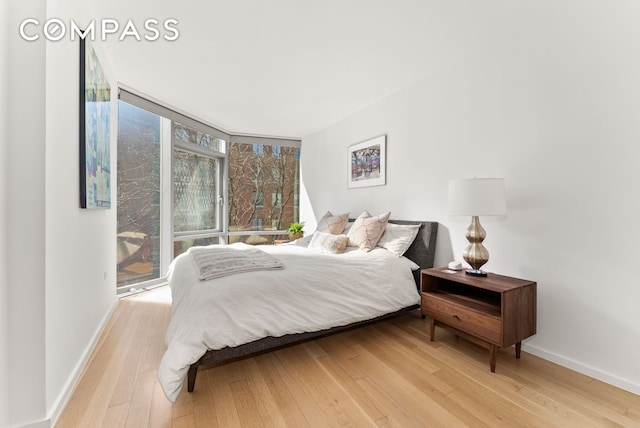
347 134 386 188
79 38 111 209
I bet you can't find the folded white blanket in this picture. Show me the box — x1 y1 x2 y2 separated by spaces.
189 243 284 280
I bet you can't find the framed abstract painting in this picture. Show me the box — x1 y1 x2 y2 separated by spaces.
79 38 111 209
347 134 386 188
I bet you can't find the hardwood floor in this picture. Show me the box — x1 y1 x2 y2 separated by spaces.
56 286 640 427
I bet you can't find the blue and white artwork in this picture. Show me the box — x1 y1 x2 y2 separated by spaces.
81 39 111 209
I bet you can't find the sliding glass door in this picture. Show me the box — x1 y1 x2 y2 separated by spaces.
116 101 163 289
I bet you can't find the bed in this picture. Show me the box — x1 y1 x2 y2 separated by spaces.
158 219 438 402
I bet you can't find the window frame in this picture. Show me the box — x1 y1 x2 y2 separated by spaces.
116 86 301 294
172 128 227 247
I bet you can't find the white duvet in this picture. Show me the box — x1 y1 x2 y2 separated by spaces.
158 243 420 402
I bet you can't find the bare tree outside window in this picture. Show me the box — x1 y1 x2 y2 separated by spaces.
228 142 299 243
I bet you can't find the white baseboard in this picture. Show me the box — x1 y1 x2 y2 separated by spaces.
523 343 640 396
46 297 119 427
14 419 50 428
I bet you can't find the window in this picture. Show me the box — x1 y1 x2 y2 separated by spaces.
117 89 301 293
254 169 264 183
117 89 228 294
251 191 264 208
173 151 218 232
271 192 282 208
228 141 300 240
252 218 263 230
172 121 226 257
116 101 162 289
174 121 224 152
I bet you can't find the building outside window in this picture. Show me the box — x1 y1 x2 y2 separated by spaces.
228 142 300 244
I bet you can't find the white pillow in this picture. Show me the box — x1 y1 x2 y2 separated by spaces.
377 223 420 257
400 256 421 271
309 231 349 254
292 233 314 247
347 211 390 251
316 211 349 235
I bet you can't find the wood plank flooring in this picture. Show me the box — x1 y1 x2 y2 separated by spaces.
55 286 640 427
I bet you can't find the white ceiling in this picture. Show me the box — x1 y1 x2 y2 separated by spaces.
96 0 518 139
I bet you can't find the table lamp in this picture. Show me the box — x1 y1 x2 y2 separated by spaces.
448 178 506 277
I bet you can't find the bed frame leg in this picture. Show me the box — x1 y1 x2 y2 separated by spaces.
187 363 199 393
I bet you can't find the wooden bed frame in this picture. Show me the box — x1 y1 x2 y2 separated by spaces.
186 219 438 393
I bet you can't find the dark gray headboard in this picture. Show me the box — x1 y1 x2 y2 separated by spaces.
349 219 438 288
389 220 438 287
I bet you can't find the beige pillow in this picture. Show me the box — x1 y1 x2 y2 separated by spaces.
309 231 349 254
316 211 349 235
347 211 391 251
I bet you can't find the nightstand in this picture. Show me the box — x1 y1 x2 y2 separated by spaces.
420 267 536 372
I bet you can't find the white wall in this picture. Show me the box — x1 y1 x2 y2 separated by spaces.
301 0 640 395
4 0 48 425
44 0 119 424
3 0 118 426
0 0 10 424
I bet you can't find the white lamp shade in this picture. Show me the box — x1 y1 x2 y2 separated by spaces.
448 178 506 216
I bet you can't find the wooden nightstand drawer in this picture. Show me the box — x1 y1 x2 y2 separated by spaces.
422 295 501 344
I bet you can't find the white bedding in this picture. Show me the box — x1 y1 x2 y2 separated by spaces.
158 243 420 402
